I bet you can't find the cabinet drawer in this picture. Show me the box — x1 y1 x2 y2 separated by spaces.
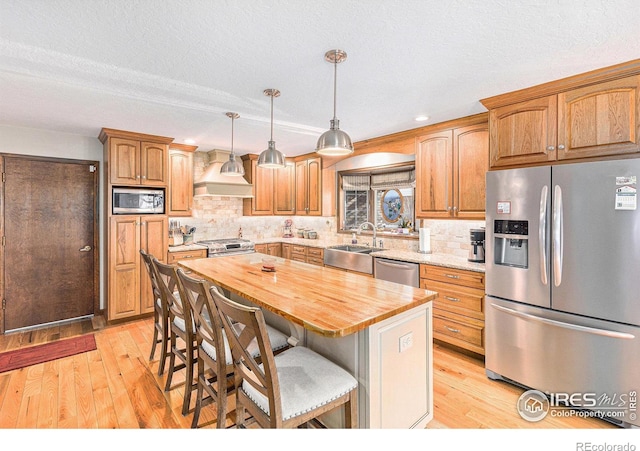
167 249 207 264
307 257 324 267
420 279 484 319
433 312 484 349
291 245 307 254
307 247 324 259
420 265 484 289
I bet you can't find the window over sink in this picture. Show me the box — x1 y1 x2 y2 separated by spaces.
339 166 415 235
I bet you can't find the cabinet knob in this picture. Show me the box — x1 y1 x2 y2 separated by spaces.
546 145 555 151
142 175 147 179
557 144 565 150
136 175 141 179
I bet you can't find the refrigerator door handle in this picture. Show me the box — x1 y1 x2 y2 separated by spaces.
539 185 549 286
553 185 564 286
490 303 635 339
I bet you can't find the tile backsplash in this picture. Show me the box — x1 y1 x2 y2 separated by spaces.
175 196 484 259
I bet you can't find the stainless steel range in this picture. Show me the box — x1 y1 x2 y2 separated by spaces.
196 238 255 257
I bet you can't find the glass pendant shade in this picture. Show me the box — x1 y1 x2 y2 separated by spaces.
258 89 286 169
316 49 353 156
220 112 245 176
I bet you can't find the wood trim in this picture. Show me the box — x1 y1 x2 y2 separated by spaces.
480 58 640 109
168 143 198 152
98 128 174 145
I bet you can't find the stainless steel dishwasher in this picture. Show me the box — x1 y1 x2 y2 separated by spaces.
373 258 420 287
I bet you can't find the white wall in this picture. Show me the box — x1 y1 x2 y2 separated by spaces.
0 125 106 309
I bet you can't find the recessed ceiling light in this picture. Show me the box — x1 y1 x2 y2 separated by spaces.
184 138 196 145
415 115 429 122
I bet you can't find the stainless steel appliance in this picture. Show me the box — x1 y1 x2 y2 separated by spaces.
196 238 255 257
112 187 165 214
485 160 640 428
374 258 419 287
468 228 485 263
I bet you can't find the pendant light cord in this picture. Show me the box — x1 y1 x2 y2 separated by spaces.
231 114 235 154
332 52 338 121
270 93 274 141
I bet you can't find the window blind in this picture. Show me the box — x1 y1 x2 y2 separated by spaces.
370 169 415 190
342 174 370 190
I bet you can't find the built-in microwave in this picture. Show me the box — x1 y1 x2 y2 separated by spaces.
112 187 165 214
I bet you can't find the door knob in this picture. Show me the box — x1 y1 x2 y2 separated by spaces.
79 245 92 252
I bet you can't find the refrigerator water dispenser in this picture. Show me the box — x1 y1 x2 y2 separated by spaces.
493 220 528 268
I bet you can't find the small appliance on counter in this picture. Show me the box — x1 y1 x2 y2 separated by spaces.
282 218 294 238
468 228 485 262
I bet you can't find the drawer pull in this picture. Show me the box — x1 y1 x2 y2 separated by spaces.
445 274 460 279
443 296 460 302
444 326 460 333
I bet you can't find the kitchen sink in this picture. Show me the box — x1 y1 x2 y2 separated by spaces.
324 245 384 274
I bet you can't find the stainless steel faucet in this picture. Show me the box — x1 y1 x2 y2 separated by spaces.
359 222 377 247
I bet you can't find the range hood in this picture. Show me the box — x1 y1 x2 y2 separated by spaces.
194 150 253 198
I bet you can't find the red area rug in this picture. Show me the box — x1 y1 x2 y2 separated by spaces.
0 334 96 373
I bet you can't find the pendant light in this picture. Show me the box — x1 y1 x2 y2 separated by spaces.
257 89 286 168
316 49 353 156
220 112 245 176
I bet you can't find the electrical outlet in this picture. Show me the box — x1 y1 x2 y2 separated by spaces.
399 332 413 353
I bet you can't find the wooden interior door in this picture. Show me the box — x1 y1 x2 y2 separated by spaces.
3 156 98 332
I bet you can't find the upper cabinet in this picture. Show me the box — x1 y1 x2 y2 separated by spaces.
242 154 321 216
415 115 488 219
295 156 322 216
168 143 197 216
99 128 173 186
482 60 640 169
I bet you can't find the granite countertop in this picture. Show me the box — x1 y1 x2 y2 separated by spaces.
369 249 485 273
168 243 208 252
171 237 485 273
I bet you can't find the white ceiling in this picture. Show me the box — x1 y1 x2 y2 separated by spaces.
1 0 639 157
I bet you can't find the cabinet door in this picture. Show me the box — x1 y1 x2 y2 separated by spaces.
109 216 141 320
295 160 308 214
306 157 322 216
282 243 292 260
254 244 268 254
267 243 282 257
140 215 168 314
489 96 557 168
274 162 296 215
453 124 489 219
250 159 274 215
416 130 453 218
558 75 640 160
168 149 193 216
141 141 168 186
110 138 140 184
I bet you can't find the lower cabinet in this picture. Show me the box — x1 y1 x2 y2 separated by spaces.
108 215 168 321
419 264 485 355
289 244 324 266
254 243 282 257
167 248 207 264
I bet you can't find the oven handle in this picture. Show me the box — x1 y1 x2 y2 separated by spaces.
490 303 635 339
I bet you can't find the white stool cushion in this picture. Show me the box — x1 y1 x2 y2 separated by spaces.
242 346 357 421
200 324 289 366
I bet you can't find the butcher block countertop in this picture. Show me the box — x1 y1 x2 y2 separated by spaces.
178 253 436 338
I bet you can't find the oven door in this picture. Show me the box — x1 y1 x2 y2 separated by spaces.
208 249 256 258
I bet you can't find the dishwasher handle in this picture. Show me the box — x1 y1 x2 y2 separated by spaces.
375 259 416 270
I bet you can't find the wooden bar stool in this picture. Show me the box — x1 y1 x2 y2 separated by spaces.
140 250 170 376
153 258 197 416
176 269 291 428
210 287 358 429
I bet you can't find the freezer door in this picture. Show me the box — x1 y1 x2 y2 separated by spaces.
552 159 640 327
486 166 551 307
486 296 640 428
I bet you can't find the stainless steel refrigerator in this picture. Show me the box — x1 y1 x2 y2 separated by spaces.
485 159 640 428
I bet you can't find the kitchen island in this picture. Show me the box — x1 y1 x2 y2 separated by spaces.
179 253 436 428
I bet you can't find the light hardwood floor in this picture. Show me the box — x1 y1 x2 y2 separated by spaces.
0 316 615 429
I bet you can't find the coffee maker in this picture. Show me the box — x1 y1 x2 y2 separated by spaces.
468 228 485 263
